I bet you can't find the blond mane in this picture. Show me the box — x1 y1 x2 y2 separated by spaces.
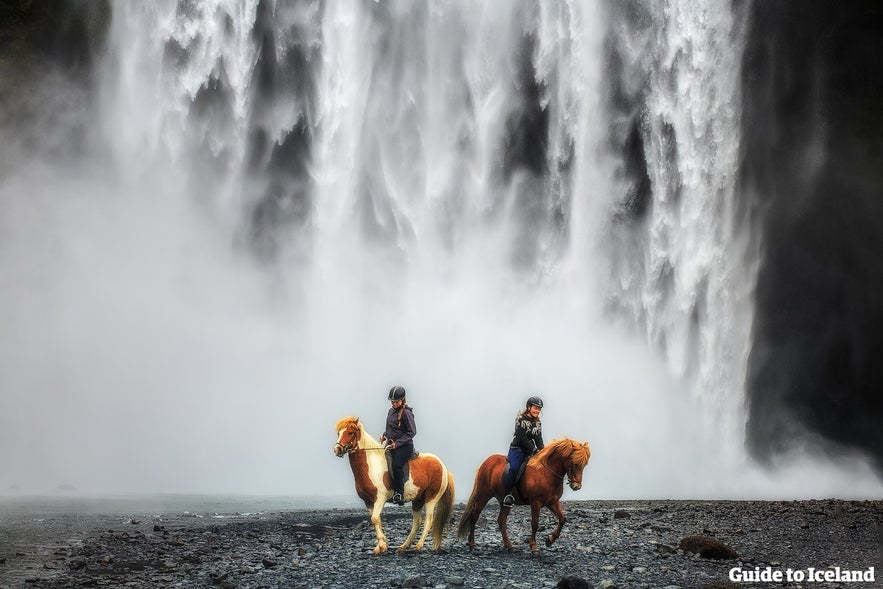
531 438 591 466
335 416 359 432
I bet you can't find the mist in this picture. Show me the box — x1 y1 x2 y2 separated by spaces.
2 159 878 500
1 0 881 502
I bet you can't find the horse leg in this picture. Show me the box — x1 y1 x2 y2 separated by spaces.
466 494 491 548
544 499 566 547
413 499 434 551
369 500 388 554
397 500 423 552
497 504 514 551
528 500 543 553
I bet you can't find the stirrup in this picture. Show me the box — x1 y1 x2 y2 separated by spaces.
502 494 515 507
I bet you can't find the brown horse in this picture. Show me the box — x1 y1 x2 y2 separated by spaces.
333 416 455 554
457 438 590 552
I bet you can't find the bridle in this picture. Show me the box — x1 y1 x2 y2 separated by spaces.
539 449 581 489
334 427 361 456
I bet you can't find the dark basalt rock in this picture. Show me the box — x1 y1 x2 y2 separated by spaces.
678 535 739 560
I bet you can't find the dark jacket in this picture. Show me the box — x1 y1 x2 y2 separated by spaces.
385 406 416 447
510 413 544 455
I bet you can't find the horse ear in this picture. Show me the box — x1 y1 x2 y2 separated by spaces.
355 417 360 424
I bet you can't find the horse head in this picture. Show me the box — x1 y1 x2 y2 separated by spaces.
334 417 363 457
564 440 591 491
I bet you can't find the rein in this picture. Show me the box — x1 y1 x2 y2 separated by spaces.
334 440 388 455
539 456 575 484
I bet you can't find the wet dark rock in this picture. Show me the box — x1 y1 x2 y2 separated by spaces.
613 510 630 519
678 536 739 560
556 575 591 588
401 574 428 587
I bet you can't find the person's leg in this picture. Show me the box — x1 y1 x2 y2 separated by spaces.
503 449 524 506
391 445 409 503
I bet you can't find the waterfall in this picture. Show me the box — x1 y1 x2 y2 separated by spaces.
1 0 880 497
601 0 755 460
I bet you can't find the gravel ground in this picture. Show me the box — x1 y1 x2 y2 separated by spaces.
1 499 881 589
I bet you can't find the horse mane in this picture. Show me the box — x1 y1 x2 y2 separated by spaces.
532 438 591 466
335 416 358 432
333 416 384 450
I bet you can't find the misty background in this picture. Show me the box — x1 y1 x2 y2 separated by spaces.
1 0 881 501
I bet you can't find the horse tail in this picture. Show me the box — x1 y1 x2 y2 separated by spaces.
456 477 479 541
431 470 455 550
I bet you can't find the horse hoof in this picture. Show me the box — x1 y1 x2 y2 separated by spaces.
545 535 554 547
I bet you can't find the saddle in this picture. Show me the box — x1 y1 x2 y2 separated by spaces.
385 448 420 484
501 459 530 500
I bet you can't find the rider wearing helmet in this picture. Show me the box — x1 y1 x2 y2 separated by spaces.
379 385 416 505
502 396 545 507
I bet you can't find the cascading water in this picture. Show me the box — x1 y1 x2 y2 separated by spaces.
1 0 880 498
601 0 754 462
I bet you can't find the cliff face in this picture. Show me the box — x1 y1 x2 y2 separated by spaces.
0 0 109 71
0 0 109 164
742 1 883 468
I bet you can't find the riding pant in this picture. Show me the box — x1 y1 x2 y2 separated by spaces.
504 448 526 492
391 443 413 495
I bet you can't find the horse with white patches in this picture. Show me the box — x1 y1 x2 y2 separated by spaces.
333 416 455 554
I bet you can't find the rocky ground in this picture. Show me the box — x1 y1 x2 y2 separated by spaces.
1 500 881 589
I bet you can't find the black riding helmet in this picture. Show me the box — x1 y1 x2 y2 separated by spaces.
388 386 406 401
526 396 544 409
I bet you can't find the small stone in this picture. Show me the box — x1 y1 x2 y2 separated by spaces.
444 578 465 586
613 510 630 519
631 566 647 574
261 558 278 568
596 580 617 589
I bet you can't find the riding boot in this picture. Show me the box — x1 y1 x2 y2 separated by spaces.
389 466 404 504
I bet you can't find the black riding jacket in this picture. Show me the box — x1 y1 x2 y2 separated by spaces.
510 413 544 455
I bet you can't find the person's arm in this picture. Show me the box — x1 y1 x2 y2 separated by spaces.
380 410 393 443
534 422 544 451
395 409 417 446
